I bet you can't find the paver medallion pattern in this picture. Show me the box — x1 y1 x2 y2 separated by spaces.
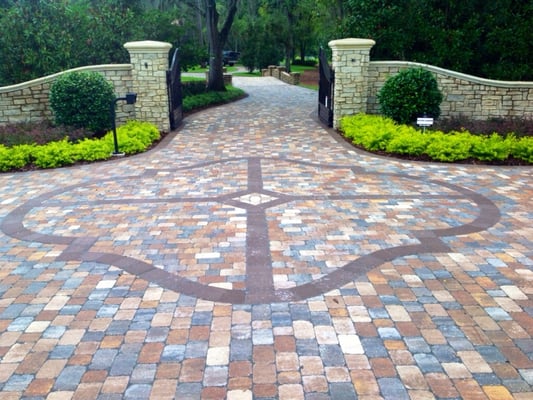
1 156 499 304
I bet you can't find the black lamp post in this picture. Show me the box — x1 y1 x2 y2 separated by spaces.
110 92 137 156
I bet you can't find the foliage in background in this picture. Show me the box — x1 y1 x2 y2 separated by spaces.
340 114 533 164
378 68 443 124
183 86 245 113
340 0 532 80
49 71 115 135
1 0 530 84
0 0 204 85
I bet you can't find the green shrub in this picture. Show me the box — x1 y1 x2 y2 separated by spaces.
0 144 32 171
470 133 513 161
102 120 161 155
49 71 115 135
182 80 207 97
73 138 113 162
386 128 431 156
183 86 245 113
512 136 533 163
378 68 443 124
424 132 472 162
339 113 533 164
32 138 77 168
0 121 160 172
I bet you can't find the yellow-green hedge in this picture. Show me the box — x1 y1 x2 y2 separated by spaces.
340 114 533 164
0 121 160 171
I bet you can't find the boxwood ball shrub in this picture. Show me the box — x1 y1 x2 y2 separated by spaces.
49 71 115 135
378 68 443 124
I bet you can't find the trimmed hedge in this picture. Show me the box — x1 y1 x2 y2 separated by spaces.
183 86 245 113
0 121 160 172
378 68 443 124
49 71 115 135
340 114 533 164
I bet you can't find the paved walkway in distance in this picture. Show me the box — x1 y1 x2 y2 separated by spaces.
0 77 532 399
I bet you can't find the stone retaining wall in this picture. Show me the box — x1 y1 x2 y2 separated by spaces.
262 66 300 85
0 41 172 132
368 61 533 120
328 38 533 129
0 65 133 125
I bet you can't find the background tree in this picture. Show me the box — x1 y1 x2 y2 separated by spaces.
204 0 239 90
340 0 532 80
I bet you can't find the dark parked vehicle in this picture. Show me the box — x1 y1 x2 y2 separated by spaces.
223 51 240 66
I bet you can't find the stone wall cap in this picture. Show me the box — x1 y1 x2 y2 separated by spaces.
124 41 172 52
370 60 533 88
328 38 376 49
0 64 132 93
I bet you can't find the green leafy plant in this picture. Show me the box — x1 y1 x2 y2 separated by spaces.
183 86 245 113
424 132 472 162
32 138 78 168
49 71 115 135
0 144 32 172
340 113 533 164
0 121 159 172
102 120 161 154
470 133 513 161
378 68 443 124
512 136 533 163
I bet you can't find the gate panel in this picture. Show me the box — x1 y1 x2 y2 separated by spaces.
318 48 334 127
167 48 183 130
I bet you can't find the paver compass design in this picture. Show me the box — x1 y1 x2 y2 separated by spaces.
1 156 500 304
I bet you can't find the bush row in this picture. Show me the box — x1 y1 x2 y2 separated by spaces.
0 121 160 172
340 114 533 164
183 86 246 113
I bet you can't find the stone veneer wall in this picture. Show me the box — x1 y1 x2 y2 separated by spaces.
0 65 132 125
367 61 533 120
0 40 172 132
262 66 301 85
329 38 533 129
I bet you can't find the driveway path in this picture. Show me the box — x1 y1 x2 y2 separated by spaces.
0 77 531 399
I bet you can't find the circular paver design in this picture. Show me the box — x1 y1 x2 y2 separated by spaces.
1 156 500 304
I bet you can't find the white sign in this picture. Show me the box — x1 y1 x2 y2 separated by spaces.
417 117 434 127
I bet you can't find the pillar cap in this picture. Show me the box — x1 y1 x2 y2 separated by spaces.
328 38 376 50
124 41 172 52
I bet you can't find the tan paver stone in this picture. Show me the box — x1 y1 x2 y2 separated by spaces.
351 370 380 395
458 351 493 373
278 383 304 400
45 391 75 400
442 362 473 379
293 320 315 339
302 375 328 392
325 366 350 382
149 379 178 399
314 325 338 344
396 365 428 390
227 389 253 400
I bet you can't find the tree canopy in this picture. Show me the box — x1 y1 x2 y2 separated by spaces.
0 0 531 86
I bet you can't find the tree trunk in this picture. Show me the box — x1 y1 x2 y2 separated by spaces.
205 0 239 91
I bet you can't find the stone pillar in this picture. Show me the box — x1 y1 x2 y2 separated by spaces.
328 38 375 130
124 41 172 132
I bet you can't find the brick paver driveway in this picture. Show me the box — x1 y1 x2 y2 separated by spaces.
0 77 531 399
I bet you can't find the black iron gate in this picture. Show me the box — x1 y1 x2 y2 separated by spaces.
318 48 334 127
167 48 183 130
